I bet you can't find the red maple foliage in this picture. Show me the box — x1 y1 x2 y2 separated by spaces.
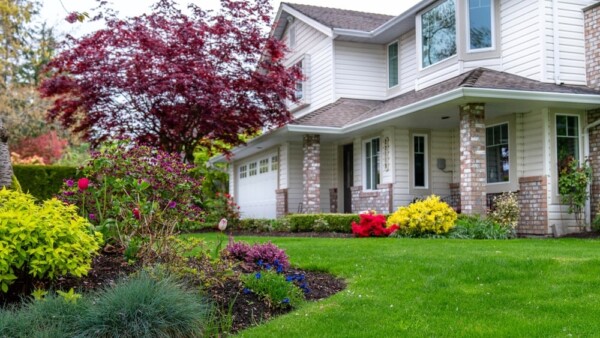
40 0 302 161
351 212 400 238
12 131 69 164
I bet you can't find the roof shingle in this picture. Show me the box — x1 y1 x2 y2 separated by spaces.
284 3 394 32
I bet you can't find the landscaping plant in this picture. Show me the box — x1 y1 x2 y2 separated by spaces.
351 211 399 237
225 239 291 271
0 188 102 293
449 214 515 239
558 159 592 230
387 195 457 236
488 192 520 231
241 269 305 309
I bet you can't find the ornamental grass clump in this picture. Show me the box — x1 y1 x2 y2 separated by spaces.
387 195 457 236
351 211 399 237
0 188 103 293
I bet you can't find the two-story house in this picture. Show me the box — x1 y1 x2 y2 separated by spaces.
213 0 600 236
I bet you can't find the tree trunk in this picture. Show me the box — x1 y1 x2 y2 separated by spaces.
0 117 13 188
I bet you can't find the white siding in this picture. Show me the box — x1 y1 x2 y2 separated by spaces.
353 138 362 186
543 0 593 84
287 142 303 213
283 20 334 117
462 58 503 72
416 62 461 90
501 0 542 80
520 110 546 177
392 129 411 208
430 129 453 197
279 143 289 189
228 165 235 197
334 41 387 100
381 128 395 184
320 143 337 212
400 30 418 94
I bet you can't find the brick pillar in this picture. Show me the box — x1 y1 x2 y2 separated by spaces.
303 134 320 213
518 176 549 235
276 189 288 218
459 103 487 215
584 3 600 90
588 109 600 221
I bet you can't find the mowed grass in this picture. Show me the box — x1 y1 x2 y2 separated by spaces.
193 234 600 337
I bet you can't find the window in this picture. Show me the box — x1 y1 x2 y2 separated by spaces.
468 0 493 51
486 123 509 183
271 155 278 171
239 165 247 179
294 60 303 101
388 42 399 88
259 159 269 174
249 162 257 176
556 115 579 175
421 0 456 68
365 138 380 190
414 135 427 188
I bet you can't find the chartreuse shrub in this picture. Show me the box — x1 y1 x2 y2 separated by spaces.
0 188 103 293
13 165 78 200
241 270 304 309
76 273 210 338
488 192 520 231
387 195 457 236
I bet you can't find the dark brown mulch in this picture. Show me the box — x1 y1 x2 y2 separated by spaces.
560 231 600 239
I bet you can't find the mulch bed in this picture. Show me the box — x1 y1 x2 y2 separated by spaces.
559 231 600 239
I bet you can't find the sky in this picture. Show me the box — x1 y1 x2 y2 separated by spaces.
39 0 422 37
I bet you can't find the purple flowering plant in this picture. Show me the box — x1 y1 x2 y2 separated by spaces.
224 238 290 271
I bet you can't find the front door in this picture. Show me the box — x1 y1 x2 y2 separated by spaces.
343 144 353 213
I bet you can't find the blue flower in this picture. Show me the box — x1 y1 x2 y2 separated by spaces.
274 259 279 265
276 265 284 274
243 288 252 294
282 298 290 304
265 263 271 270
285 275 294 282
303 287 311 294
255 272 261 279
257 259 263 267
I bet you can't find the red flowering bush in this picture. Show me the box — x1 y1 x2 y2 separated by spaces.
12 131 68 164
351 211 399 238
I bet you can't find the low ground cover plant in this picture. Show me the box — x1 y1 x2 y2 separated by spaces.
449 214 515 239
241 269 305 309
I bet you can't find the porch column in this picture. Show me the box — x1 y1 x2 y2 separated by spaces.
588 109 600 221
303 134 320 213
459 103 487 215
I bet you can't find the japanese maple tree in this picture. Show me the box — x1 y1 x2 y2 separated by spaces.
40 0 301 161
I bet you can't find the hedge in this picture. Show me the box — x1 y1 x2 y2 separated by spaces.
287 214 361 233
13 165 79 200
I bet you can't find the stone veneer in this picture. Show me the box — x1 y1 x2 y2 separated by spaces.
302 134 320 213
459 103 487 215
588 109 600 221
518 176 548 235
585 4 600 90
448 183 461 213
329 188 338 213
351 184 393 214
276 189 288 218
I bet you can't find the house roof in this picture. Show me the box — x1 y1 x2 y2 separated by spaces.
284 3 394 32
292 68 600 128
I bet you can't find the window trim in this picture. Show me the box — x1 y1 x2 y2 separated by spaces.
239 164 247 179
363 137 381 191
466 0 495 53
259 158 269 174
416 0 458 70
412 134 429 189
387 41 399 89
271 155 278 171
551 111 584 202
555 113 581 174
485 122 509 185
248 162 257 176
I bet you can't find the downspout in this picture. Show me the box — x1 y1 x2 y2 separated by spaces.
583 119 600 227
553 0 562 84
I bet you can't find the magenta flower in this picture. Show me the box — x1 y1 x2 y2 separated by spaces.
89 213 96 220
78 178 90 191
168 201 177 209
65 12 78 23
66 179 74 187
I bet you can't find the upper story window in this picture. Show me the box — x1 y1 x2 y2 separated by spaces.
556 115 579 176
486 123 509 183
468 0 493 51
294 60 304 101
388 42 399 88
421 0 456 68
364 138 380 190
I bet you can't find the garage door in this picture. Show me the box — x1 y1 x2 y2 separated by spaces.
236 154 278 219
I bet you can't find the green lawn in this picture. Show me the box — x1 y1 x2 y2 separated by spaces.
194 234 600 337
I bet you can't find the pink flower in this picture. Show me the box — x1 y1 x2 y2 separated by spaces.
78 178 89 191
65 12 78 24
133 208 140 220
66 179 74 187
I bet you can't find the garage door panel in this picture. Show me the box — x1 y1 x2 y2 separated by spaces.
236 154 277 219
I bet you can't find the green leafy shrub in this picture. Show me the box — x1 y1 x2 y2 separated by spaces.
241 270 304 309
0 188 103 293
387 195 457 236
558 159 592 230
231 218 291 232
449 215 515 239
13 164 78 200
76 273 210 338
287 214 361 233
488 192 520 229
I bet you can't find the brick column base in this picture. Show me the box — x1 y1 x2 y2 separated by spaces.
276 189 288 218
302 135 320 213
518 176 548 235
351 184 393 214
587 109 600 221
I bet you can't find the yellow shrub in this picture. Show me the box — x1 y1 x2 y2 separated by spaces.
387 195 457 235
